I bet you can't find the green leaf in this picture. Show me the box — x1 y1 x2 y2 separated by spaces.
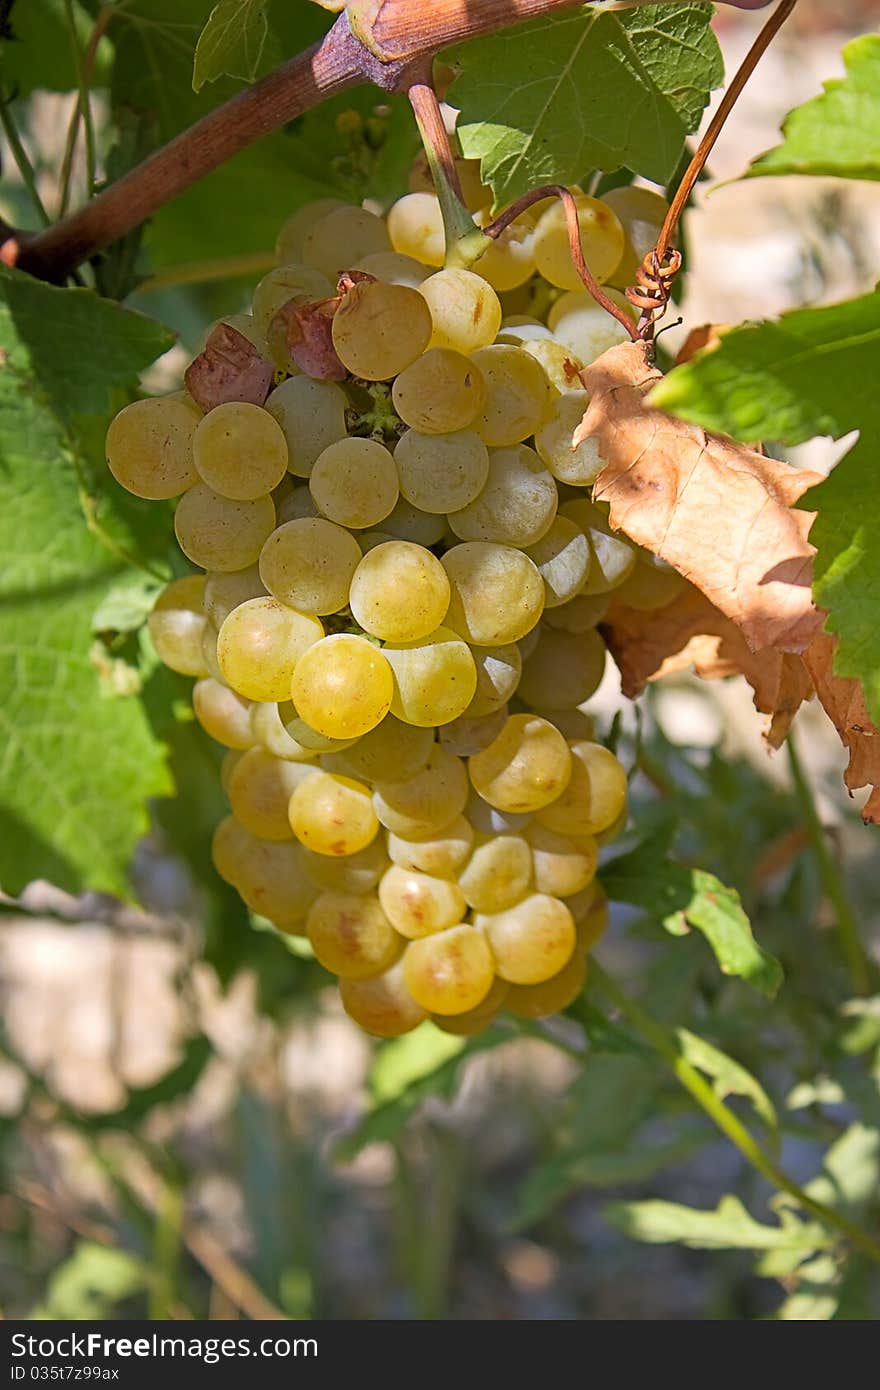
193 0 270 91
0 0 112 97
775 1253 841 1321
34 1242 147 1320
600 832 783 997
369 1025 465 1105
0 268 173 895
606 1194 832 1252
748 35 880 182
676 1028 777 1131
650 290 880 723
803 1123 880 1216
447 2 722 208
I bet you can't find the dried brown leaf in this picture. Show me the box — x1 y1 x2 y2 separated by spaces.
674 323 727 366
184 324 274 411
802 634 880 823
576 341 824 654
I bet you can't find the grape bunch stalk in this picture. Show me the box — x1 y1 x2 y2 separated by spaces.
106 171 682 1038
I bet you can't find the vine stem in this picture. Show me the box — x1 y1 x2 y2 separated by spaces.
0 96 52 228
786 731 871 996
407 81 487 269
588 958 880 1264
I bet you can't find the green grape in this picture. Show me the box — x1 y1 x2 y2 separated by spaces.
442 542 544 646
378 865 467 939
431 976 509 1035
348 541 451 642
526 823 598 898
193 402 288 500
277 485 321 523
265 377 348 478
469 346 551 448
373 745 469 837
259 517 362 615
352 250 431 288
380 497 448 547
438 707 509 758
468 712 572 813
467 644 522 717
216 823 318 931
524 517 591 608
419 268 502 354
471 211 537 291
537 741 628 838
251 263 335 335
310 438 399 529
203 565 267 628
575 887 610 951
613 555 685 610
301 205 392 281
521 338 585 394
331 715 434 784
332 279 433 380
402 924 495 1015
478 892 575 984
174 484 276 572
534 391 601 486
383 626 477 727
505 950 587 1019
517 626 606 710
289 771 379 857
275 198 346 263
386 815 474 881
532 194 624 291
339 960 427 1037
391 348 486 434
217 596 323 702
289 633 394 740
394 428 489 515
193 678 255 750
387 192 446 267
106 394 201 499
307 892 402 979
543 592 610 634
250 701 318 762
301 836 389 895
602 185 670 289
458 833 532 913
547 288 635 364
228 748 316 841
447 444 557 548
148 575 208 676
558 499 638 593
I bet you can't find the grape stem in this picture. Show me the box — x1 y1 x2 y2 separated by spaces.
483 186 640 341
588 958 880 1265
406 80 489 271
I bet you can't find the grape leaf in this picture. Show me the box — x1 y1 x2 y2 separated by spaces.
193 0 270 91
0 268 174 896
676 1028 777 1130
447 3 722 208
606 1194 831 1252
748 34 880 181
0 0 111 97
650 291 880 726
600 831 783 997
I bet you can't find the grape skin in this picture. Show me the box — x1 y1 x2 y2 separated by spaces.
106 395 201 500
290 634 394 741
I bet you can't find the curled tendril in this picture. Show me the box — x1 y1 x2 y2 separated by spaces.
626 248 683 339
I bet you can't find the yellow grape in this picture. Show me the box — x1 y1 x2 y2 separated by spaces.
300 205 391 281
310 438 399 529
174 484 276 572
228 748 316 841
419 268 502 354
148 575 208 677
203 312 269 357
526 823 598 898
251 263 335 335
378 865 467 938
265 377 348 478
348 541 451 643
289 771 379 857
602 185 670 289
386 815 474 881
448 444 557 548
521 338 585 394
558 498 638 594
220 749 244 797
249 701 317 762
275 198 346 262
217 596 323 702
430 976 509 1035
332 279 433 381
394 428 490 515
457 833 532 913
380 497 447 547
373 745 469 837
517 626 606 710
532 194 624 291
106 394 201 499
534 390 604 486
439 707 509 759
193 402 288 500
339 960 427 1037
211 815 251 885
613 555 685 610
259 517 362 615
392 348 486 434
203 565 267 627
277 486 320 523
471 211 537 291
301 836 389 895
307 892 402 979
505 951 587 1019
468 713 572 813
352 250 431 288
442 542 544 647
547 288 635 365
524 518 591 608
466 644 522 717
284 717 358 755
222 827 318 931
537 741 628 837
289 633 394 740
402 924 495 1015
469 346 552 448
575 888 610 951
387 192 446 267
332 715 434 784
478 892 575 984
543 592 610 634
383 626 477 728
192 678 255 749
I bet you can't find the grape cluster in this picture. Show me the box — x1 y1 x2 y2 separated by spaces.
107 169 680 1037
